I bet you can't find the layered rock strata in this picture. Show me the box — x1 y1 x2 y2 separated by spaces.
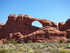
0 14 70 43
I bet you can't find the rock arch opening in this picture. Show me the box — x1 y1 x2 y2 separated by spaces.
32 21 42 28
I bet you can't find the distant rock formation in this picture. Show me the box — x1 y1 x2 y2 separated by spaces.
0 14 70 43
0 23 5 29
23 26 67 42
58 19 70 31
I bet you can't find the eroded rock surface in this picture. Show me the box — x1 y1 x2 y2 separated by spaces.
58 19 70 31
23 26 67 42
0 23 5 29
0 14 70 43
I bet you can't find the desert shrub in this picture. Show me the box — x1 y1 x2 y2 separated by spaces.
15 51 23 53
28 49 34 53
27 40 33 43
66 38 70 43
10 39 17 45
59 39 65 43
50 49 57 53
66 44 70 49
0 49 8 53
3 41 10 44
58 49 68 53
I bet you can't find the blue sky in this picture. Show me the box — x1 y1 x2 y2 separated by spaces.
0 0 70 27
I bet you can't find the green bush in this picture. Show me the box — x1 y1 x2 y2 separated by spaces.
3 41 10 44
58 49 68 53
0 49 8 53
10 39 17 45
27 40 33 43
59 39 65 43
66 44 70 49
50 49 57 53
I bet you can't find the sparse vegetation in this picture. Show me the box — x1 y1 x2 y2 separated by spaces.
58 49 68 53
0 43 69 53
66 44 70 49
59 39 65 43
27 40 33 43
10 39 17 45
3 39 17 45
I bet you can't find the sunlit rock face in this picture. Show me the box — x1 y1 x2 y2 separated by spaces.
6 14 58 28
58 22 65 30
0 14 70 43
58 19 70 31
24 26 67 42
0 23 5 29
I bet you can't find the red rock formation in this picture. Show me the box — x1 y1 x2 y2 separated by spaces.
0 14 70 43
65 29 70 38
0 14 40 43
38 19 58 28
6 14 17 24
58 22 65 30
59 19 70 31
0 23 5 29
23 26 67 42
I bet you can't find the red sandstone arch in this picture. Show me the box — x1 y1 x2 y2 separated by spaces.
32 21 43 27
6 14 57 28
0 14 69 43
